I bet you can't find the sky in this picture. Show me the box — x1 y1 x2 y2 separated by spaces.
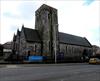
0 0 100 46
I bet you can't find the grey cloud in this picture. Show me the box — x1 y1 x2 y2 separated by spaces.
3 2 39 20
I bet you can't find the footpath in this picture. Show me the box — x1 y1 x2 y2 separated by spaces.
0 63 88 68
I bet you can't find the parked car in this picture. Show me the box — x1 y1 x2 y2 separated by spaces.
89 58 100 64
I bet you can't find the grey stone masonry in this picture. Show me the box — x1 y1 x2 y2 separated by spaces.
35 4 59 60
12 4 92 62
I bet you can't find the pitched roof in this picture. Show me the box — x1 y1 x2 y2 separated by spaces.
36 4 57 13
59 32 92 47
13 34 17 41
17 29 21 36
22 27 41 43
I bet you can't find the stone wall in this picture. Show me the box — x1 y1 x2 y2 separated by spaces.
19 29 26 56
59 43 92 62
35 4 59 60
19 28 41 57
26 42 41 56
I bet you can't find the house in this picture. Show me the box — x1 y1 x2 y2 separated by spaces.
12 4 92 63
0 44 3 59
3 42 12 61
92 45 100 58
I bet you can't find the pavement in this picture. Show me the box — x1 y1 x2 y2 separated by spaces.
0 63 100 81
0 63 88 68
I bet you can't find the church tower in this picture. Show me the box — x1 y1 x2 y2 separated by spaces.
35 4 59 61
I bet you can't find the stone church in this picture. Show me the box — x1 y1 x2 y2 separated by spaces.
12 4 92 62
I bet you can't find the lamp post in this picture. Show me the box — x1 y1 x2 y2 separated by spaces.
54 24 58 64
55 41 57 63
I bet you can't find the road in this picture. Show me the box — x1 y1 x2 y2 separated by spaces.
0 63 100 81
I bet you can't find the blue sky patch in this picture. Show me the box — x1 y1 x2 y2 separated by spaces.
83 0 95 6
3 12 20 19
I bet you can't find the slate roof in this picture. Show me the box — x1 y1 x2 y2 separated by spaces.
21 27 91 47
59 32 92 47
17 29 21 36
22 27 41 43
13 34 17 41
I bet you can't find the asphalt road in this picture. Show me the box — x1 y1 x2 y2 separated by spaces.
0 63 100 81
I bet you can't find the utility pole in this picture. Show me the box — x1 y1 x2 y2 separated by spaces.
55 41 57 63
54 24 58 64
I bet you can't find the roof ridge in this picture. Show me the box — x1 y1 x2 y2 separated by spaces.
23 27 35 30
22 27 41 42
59 32 83 38
59 32 92 47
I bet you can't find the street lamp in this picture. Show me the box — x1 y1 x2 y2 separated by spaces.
55 41 57 63
54 24 58 63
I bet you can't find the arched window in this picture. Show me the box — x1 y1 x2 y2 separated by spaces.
66 46 67 54
28 51 30 57
34 44 37 53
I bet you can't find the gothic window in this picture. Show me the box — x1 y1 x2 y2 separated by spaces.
34 44 37 53
28 51 30 57
59 45 61 52
49 41 50 51
66 46 67 54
